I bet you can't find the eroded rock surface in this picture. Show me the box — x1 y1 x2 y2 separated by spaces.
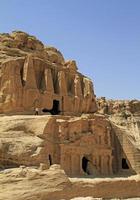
97 97 140 116
0 31 97 114
97 97 140 174
0 113 139 176
0 164 71 200
0 164 140 200
0 31 140 199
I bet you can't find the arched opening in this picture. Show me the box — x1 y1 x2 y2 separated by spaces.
42 100 60 115
122 158 129 169
48 154 52 166
82 156 90 175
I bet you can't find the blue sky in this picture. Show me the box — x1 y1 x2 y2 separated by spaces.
0 0 140 99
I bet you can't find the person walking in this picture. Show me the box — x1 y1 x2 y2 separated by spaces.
35 107 39 115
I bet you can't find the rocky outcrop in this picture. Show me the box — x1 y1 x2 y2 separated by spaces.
0 31 97 114
0 164 71 200
0 31 140 199
97 97 140 174
0 31 44 51
97 97 140 116
0 115 52 168
0 164 140 200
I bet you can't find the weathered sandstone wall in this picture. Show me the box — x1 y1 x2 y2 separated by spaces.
0 31 97 114
0 31 140 199
0 114 138 176
97 97 140 174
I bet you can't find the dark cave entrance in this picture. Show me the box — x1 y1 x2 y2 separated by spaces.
82 156 90 175
52 100 60 114
122 158 129 169
42 100 60 115
48 154 52 166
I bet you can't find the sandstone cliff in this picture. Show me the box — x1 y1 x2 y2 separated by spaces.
0 31 140 199
0 31 97 114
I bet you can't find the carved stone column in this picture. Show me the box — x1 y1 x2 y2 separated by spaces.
74 96 81 113
103 155 109 175
106 126 111 146
108 155 113 174
80 155 85 175
83 78 95 113
97 155 101 173
74 74 82 97
101 135 104 145
61 153 71 175
23 55 37 89
71 154 80 176
100 155 104 174
44 68 54 93
74 74 82 113
58 71 67 96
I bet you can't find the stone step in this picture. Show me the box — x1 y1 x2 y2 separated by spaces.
112 124 140 173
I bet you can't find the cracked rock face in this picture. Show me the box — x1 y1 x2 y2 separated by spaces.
97 97 140 116
0 31 140 200
0 31 97 114
0 164 140 200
